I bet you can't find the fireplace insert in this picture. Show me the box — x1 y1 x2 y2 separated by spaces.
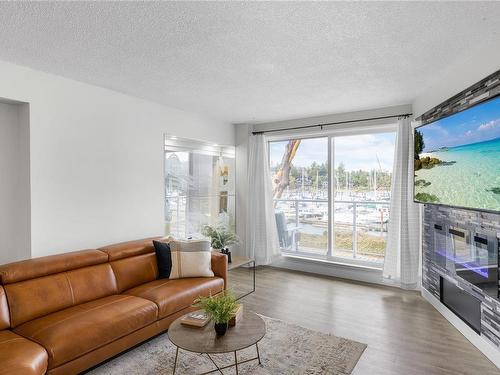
431 222 500 301
449 227 499 300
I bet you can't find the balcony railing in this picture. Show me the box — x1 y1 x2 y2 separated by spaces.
274 198 390 263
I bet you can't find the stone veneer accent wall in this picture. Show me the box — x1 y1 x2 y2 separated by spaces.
419 69 500 350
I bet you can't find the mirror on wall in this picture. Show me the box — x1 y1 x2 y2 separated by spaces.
164 135 235 239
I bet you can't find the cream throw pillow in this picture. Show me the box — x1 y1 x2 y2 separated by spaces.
168 239 214 279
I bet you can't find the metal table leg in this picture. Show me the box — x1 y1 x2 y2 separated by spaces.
252 260 256 294
172 346 179 375
197 348 262 375
205 354 224 375
256 342 261 365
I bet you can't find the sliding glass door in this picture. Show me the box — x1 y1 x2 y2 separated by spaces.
269 127 396 267
332 133 395 264
270 137 329 256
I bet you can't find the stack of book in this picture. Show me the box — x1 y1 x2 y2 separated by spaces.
180 311 211 327
181 305 244 328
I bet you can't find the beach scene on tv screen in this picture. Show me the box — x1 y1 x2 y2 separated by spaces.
414 96 500 211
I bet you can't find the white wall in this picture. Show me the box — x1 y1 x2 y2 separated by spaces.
0 101 30 263
0 60 234 258
413 47 500 117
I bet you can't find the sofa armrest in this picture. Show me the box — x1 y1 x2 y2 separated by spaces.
211 252 228 290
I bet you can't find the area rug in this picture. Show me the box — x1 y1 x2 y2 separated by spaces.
90 316 367 375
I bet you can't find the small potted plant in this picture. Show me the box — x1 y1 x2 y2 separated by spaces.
195 291 238 336
202 225 239 262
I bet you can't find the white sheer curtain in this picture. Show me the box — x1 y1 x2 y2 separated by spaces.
245 133 280 265
383 117 421 290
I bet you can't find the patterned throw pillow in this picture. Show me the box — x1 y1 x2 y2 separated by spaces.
168 239 214 279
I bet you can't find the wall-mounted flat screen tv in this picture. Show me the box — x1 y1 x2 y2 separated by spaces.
414 95 500 212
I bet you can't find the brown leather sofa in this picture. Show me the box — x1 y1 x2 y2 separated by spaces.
0 237 228 375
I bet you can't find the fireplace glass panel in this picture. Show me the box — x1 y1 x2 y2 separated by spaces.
432 223 447 270
450 227 469 265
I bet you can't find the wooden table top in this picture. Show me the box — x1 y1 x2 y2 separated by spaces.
168 311 265 354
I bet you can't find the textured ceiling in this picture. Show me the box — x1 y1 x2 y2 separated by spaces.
0 2 499 123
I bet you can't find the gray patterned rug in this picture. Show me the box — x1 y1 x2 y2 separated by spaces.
90 316 367 375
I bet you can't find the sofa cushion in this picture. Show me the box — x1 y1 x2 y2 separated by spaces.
109 253 159 292
0 330 48 375
99 237 168 292
66 263 118 305
5 263 118 327
98 237 166 261
123 277 224 318
169 240 214 279
0 249 108 284
14 295 158 369
153 240 172 278
6 273 75 327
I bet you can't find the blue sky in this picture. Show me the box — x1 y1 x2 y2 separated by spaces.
419 96 500 152
269 132 396 171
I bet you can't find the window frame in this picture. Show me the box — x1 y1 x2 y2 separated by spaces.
268 122 397 268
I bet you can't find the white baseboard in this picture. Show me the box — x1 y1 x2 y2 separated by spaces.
270 255 385 286
421 288 500 369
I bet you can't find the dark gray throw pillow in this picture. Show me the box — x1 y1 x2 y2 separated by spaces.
153 240 172 279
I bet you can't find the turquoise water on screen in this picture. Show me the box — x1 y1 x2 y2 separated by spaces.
415 137 500 210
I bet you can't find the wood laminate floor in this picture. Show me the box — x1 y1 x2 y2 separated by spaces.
229 266 499 375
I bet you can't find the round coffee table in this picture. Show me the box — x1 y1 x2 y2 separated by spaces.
168 311 266 375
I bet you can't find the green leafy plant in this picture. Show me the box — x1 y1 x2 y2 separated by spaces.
202 225 239 249
195 291 238 324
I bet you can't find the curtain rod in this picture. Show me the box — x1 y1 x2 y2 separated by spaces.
251 113 412 135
